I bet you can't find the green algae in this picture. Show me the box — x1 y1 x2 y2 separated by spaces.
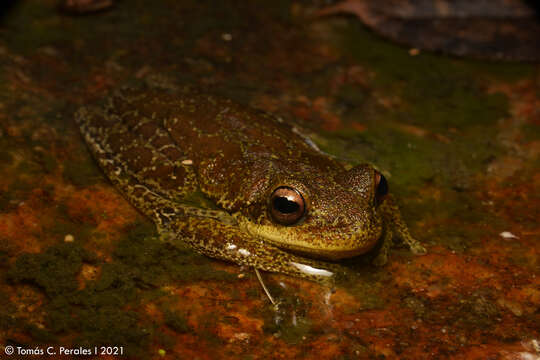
40 260 150 356
114 221 238 285
164 311 191 333
62 154 102 188
0 219 236 355
60 309 150 352
3 221 235 356
7 242 94 296
328 20 513 188
320 116 503 195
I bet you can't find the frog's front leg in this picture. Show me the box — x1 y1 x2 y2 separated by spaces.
167 217 343 284
373 194 427 265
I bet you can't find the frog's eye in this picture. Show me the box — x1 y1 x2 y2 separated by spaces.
374 170 388 204
270 187 306 225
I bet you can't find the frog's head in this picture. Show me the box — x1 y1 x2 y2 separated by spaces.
237 163 388 261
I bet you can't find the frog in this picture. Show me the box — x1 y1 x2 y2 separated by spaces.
76 87 426 283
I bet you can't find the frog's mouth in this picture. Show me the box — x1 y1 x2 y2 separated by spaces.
271 239 379 261
242 221 382 261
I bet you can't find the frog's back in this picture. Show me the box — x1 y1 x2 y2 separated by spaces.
76 88 329 212
117 90 318 161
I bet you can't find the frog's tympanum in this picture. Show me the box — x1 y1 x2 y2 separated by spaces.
76 88 426 282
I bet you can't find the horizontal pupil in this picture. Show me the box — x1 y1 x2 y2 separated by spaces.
274 196 299 214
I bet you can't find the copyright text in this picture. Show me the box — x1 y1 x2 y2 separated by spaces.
3 345 124 356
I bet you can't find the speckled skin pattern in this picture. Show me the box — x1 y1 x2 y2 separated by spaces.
76 88 425 282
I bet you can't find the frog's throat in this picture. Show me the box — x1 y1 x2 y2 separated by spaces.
240 221 381 261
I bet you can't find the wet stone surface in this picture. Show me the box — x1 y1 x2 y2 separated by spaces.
0 1 538 359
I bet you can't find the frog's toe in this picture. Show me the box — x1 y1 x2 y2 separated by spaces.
372 251 388 267
399 232 427 256
410 242 427 255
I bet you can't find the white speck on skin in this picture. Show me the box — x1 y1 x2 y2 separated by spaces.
500 231 519 239
226 243 237 251
182 159 193 165
238 248 250 256
290 262 333 277
64 234 74 242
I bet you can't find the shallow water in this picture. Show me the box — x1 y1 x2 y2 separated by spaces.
0 1 538 359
